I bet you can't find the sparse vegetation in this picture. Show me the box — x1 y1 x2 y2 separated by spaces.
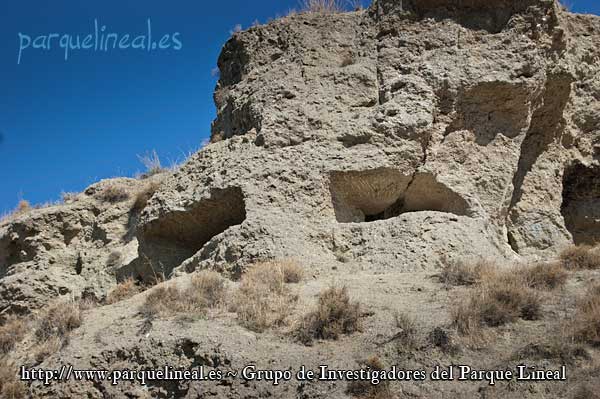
231 261 299 332
106 278 142 305
142 270 227 319
559 245 600 270
35 300 82 341
296 286 361 344
570 283 600 346
452 271 541 334
137 150 164 178
346 356 393 399
393 312 419 352
0 315 27 355
131 182 161 213
521 261 568 290
439 257 495 286
0 360 27 399
61 191 79 203
300 0 344 14
95 184 130 203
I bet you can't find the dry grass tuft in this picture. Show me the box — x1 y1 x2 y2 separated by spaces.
0 360 27 399
346 356 393 398
296 286 361 345
95 184 130 203
560 245 600 270
570 283 600 346
0 315 27 355
452 272 541 334
142 270 227 319
521 261 568 290
231 262 299 332
137 150 164 178
106 278 142 305
300 0 345 14
393 312 419 353
35 301 82 341
132 182 160 213
439 258 496 286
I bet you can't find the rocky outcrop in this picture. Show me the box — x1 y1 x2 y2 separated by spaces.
1 0 600 337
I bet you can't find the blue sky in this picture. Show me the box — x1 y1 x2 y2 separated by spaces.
0 0 598 214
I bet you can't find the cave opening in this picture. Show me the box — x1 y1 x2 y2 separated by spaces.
561 163 600 245
330 169 470 223
136 187 247 279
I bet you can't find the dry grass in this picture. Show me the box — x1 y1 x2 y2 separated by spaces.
560 245 600 270
439 258 496 286
521 261 568 290
35 301 82 341
142 271 227 319
231 262 299 332
346 356 393 398
452 271 541 335
106 278 142 305
296 286 362 345
0 200 31 223
393 312 419 353
95 184 130 203
137 150 164 178
0 360 27 399
32 336 63 364
0 315 27 355
132 182 160 213
570 283 600 346
300 0 345 13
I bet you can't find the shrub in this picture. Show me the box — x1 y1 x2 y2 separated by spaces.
0 360 27 399
560 245 600 270
95 184 130 203
439 258 496 286
570 283 600 346
0 315 27 355
452 273 541 333
142 271 227 319
393 312 418 352
132 182 160 213
346 356 393 398
279 260 304 283
106 278 141 304
300 0 344 13
297 286 361 344
231 262 298 332
35 301 82 341
521 261 568 290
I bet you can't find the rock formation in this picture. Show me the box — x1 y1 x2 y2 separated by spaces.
1 0 599 397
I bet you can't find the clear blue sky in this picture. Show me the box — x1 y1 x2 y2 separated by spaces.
0 0 598 214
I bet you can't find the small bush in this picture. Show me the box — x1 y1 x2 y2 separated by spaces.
346 356 393 398
570 283 600 346
231 262 298 332
521 261 568 290
452 273 541 334
297 286 361 344
106 278 141 305
132 182 160 213
142 271 227 319
300 0 344 13
35 301 82 341
393 312 418 352
279 260 304 283
0 315 27 355
0 360 27 399
560 245 600 270
439 258 495 286
95 184 130 203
